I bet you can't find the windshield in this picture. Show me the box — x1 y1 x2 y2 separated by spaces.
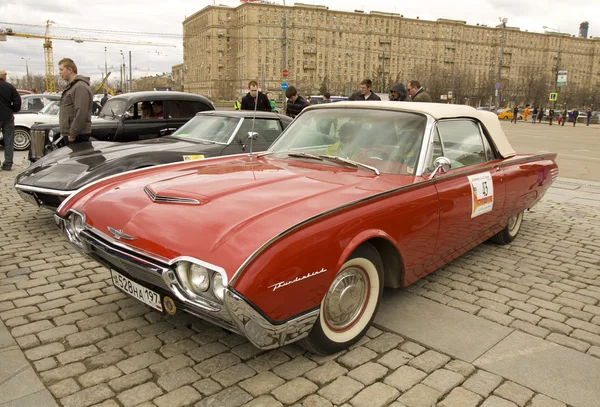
99 99 127 117
170 115 241 143
269 108 427 175
39 101 60 116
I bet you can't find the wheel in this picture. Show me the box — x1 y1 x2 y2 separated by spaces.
503 116 509 120
14 127 31 151
490 210 524 245
298 243 384 355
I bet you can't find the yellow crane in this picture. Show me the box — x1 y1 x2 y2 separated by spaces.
0 20 175 92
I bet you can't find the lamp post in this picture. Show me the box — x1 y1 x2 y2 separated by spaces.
104 47 108 78
120 50 124 92
495 17 507 109
543 26 562 110
21 57 31 90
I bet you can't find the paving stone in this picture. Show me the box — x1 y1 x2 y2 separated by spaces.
400 341 427 355
480 395 519 407
588 346 600 358
239 371 285 397
97 331 142 352
57 344 99 364
195 386 252 407
38 324 79 344
462 370 504 397
210 362 256 387
438 387 483 407
54 311 87 326
383 365 427 392
421 368 465 395
350 382 400 407
78 366 123 388
117 304 151 320
40 362 87 384
242 395 283 407
546 333 591 352
85 303 120 317
510 320 550 339
106 316 148 335
304 361 348 386
60 383 115 407
34 357 58 372
108 368 153 392
6 316 29 327
48 378 81 399
444 360 476 377
194 352 241 377
122 335 162 355
24 342 65 361
447 299 482 314
271 355 317 380
478 308 515 326
245 350 289 373
87 349 128 368
397 383 442 407
158 326 195 344
364 332 403 353
377 349 412 370
153 385 202 407
157 367 201 392
193 378 222 396
117 351 166 374
565 317 600 335
571 329 600 346
337 347 378 369
493 381 534 407
347 362 388 386
150 353 195 376
1 305 39 320
76 313 121 331
271 377 319 404
231 342 264 360
15 334 40 349
159 338 198 358
10 320 54 337
318 376 364 405
408 350 451 373
66 327 109 347
509 309 541 325
29 308 65 322
117 381 163 407
538 319 573 335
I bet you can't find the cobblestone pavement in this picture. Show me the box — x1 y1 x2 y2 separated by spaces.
1 156 596 407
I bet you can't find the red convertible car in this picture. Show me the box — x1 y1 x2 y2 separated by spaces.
55 102 558 354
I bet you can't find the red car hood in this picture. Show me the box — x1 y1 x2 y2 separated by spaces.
71 156 417 280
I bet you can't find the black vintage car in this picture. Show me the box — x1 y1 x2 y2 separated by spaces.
29 91 214 160
15 111 292 210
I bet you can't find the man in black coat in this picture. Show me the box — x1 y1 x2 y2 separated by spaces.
0 69 22 170
349 79 381 101
241 80 271 112
285 86 310 118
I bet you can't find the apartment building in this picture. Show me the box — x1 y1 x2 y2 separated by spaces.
180 3 600 102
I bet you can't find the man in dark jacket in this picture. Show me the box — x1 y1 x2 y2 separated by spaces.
572 108 579 127
58 58 93 144
285 86 310 118
0 69 22 170
389 83 410 101
241 80 271 111
408 80 433 102
349 79 381 101
511 105 519 124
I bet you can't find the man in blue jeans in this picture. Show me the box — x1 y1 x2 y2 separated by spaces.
0 69 22 171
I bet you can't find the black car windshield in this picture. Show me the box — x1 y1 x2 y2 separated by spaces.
170 115 241 144
268 108 427 175
99 99 127 117
39 101 60 115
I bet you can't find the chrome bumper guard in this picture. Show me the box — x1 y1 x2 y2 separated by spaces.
55 215 318 350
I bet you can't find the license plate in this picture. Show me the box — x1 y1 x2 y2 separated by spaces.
111 269 163 311
17 190 39 206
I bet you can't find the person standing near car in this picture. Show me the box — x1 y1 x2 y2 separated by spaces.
241 81 270 111
561 108 567 126
548 108 554 126
532 107 538 124
524 104 530 122
408 80 432 102
349 79 381 101
58 58 92 144
285 86 310 119
586 108 592 126
511 105 519 124
0 69 22 170
572 107 579 127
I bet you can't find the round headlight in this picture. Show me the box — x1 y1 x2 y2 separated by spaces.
212 273 226 301
189 264 210 292
48 129 54 143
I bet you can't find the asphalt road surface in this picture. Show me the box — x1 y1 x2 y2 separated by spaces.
500 120 599 182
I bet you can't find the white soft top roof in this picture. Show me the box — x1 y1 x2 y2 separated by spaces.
307 101 516 158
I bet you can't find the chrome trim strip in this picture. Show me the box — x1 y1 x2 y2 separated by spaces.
229 178 433 285
225 118 245 145
225 290 319 349
14 184 74 196
414 114 437 177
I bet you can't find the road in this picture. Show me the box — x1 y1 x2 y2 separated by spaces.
501 120 600 182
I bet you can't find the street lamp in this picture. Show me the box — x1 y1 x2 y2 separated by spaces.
120 50 124 92
495 17 507 109
21 57 31 90
543 26 562 108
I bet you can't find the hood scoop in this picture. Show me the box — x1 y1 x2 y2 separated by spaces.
144 186 205 205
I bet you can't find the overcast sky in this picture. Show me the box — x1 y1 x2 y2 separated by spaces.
1 0 597 84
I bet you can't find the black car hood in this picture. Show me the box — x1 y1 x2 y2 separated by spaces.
15 137 233 191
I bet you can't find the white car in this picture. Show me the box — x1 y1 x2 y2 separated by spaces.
1 101 61 151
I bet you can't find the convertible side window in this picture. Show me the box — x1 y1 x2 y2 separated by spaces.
437 120 489 169
165 100 211 119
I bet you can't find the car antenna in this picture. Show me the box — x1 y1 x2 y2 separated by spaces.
248 86 259 160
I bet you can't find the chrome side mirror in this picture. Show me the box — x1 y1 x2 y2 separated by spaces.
429 156 451 179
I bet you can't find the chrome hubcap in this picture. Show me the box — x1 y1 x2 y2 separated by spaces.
507 214 518 231
324 267 368 330
14 130 31 150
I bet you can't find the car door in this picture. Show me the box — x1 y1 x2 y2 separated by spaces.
120 101 167 142
164 100 213 137
428 119 506 262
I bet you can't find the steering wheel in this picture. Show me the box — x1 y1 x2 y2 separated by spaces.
357 148 391 161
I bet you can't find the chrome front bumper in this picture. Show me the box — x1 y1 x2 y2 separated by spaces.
55 215 318 350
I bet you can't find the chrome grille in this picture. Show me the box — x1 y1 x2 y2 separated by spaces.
144 186 200 205
550 168 559 182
